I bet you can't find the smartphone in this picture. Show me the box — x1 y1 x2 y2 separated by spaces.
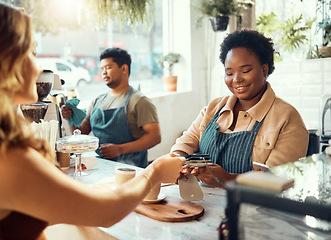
184 154 212 167
185 160 213 168
185 153 211 160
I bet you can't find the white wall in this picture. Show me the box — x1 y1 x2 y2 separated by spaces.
148 92 201 160
269 58 331 131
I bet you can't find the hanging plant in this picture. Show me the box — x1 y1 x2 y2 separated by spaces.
82 0 155 30
192 0 254 30
10 0 154 34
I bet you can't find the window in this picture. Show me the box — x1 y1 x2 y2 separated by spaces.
35 0 164 109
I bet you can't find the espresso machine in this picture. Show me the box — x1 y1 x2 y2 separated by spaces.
20 70 63 137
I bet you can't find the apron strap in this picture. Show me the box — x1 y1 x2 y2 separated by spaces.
124 86 134 107
251 115 266 133
95 94 107 109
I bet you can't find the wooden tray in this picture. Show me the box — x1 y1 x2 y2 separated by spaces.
134 196 204 222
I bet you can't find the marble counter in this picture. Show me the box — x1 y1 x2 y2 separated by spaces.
45 155 331 240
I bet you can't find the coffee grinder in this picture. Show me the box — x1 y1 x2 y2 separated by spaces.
20 69 63 137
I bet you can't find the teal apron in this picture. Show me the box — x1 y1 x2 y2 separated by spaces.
199 107 264 173
90 87 147 167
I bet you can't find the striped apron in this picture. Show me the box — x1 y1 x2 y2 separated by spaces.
199 107 264 174
90 87 147 168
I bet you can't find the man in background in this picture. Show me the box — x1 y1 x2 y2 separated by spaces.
62 48 161 167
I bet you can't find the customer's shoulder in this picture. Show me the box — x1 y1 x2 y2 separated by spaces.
207 96 230 110
1 147 41 166
274 97 297 110
272 96 302 116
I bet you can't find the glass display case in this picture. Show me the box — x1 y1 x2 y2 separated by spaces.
226 153 331 240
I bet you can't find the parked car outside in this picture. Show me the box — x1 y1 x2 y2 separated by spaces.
37 58 92 90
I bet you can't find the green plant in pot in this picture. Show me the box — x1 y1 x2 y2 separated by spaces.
318 17 331 57
308 0 331 58
157 53 180 92
192 0 253 31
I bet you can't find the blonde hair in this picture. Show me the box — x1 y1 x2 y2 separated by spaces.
0 3 55 163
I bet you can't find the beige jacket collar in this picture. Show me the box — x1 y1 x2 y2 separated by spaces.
218 82 276 122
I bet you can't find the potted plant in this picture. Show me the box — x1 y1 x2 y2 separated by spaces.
157 53 180 92
192 0 253 31
318 17 331 57
310 0 331 58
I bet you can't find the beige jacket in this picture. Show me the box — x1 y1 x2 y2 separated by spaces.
171 83 309 168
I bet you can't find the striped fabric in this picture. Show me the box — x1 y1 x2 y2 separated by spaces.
199 108 264 174
90 87 148 168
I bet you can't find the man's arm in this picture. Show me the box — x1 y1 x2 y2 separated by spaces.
77 119 92 135
99 122 161 159
124 122 161 152
61 106 91 135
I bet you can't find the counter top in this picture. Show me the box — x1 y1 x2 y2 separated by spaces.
45 155 331 240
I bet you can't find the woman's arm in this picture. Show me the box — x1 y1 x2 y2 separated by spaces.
0 148 185 228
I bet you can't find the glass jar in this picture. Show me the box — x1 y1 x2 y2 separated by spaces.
56 129 99 153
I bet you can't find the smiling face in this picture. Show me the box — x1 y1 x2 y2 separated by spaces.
100 58 128 89
224 47 268 109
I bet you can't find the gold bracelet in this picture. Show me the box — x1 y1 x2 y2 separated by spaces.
143 174 153 189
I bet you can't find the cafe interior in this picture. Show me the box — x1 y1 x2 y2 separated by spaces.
8 0 331 239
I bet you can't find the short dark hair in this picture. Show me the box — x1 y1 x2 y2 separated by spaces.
219 29 275 76
100 48 132 75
